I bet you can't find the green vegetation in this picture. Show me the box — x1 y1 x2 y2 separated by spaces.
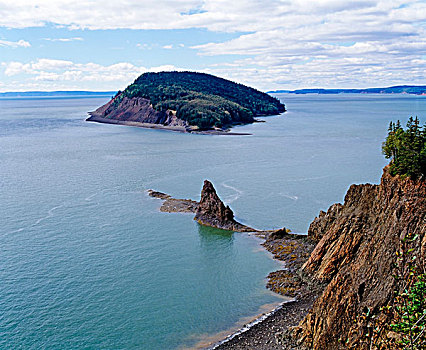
359 234 425 349
382 117 425 178
114 71 285 130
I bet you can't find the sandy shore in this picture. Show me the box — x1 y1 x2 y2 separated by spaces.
86 115 252 136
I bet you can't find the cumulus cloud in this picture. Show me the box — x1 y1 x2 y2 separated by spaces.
0 39 31 48
0 0 425 89
0 58 185 90
1 0 421 32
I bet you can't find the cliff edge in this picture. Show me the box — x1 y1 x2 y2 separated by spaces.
294 167 425 349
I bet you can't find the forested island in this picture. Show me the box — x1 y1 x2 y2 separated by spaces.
87 71 285 133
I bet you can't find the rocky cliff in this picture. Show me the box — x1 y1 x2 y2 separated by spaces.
87 96 190 130
294 167 426 349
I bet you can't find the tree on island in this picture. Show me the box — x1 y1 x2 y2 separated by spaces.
382 116 425 178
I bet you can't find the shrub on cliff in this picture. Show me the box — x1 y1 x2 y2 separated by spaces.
382 117 425 178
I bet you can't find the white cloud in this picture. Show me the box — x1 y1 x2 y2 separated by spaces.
162 44 173 49
0 58 185 91
43 37 83 42
0 39 30 48
0 0 425 89
136 43 154 50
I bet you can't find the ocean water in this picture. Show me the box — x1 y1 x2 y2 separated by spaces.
1 94 425 349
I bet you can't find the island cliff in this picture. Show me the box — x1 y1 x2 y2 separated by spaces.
87 96 191 132
87 71 285 133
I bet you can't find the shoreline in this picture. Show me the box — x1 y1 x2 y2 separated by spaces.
146 187 319 349
86 115 253 136
185 230 317 350
212 296 314 350
208 300 293 349
204 233 318 350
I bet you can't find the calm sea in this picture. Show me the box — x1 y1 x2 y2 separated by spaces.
1 94 425 349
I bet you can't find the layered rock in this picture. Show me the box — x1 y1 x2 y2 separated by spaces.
194 180 255 232
87 96 190 130
294 167 426 349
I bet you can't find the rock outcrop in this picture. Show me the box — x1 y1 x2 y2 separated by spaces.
147 190 198 213
194 180 255 232
293 167 426 349
148 180 256 232
87 96 190 130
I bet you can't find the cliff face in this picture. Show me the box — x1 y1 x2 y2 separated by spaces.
294 168 426 349
87 96 189 128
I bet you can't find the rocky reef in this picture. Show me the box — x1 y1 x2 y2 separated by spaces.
147 190 198 213
293 167 426 349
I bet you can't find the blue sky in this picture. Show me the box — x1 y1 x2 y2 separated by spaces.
0 0 425 92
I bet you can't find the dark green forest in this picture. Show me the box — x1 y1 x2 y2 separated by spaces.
114 71 285 129
382 117 425 178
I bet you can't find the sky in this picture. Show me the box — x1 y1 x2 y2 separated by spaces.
0 0 425 92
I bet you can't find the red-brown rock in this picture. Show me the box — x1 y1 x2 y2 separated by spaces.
294 167 426 349
194 180 255 232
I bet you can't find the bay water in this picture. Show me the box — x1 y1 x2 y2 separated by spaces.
1 94 425 349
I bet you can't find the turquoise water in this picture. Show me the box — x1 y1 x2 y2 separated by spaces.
1 94 425 349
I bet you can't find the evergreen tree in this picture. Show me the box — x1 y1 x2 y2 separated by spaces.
382 117 425 178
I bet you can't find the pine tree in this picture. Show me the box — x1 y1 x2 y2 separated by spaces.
382 117 425 178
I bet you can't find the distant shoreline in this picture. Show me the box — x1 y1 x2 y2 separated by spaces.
268 85 426 95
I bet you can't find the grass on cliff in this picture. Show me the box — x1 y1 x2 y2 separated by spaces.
113 71 285 130
382 117 425 179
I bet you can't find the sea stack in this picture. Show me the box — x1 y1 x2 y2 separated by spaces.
194 180 255 232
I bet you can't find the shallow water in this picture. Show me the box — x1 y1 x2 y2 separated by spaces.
1 94 424 349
